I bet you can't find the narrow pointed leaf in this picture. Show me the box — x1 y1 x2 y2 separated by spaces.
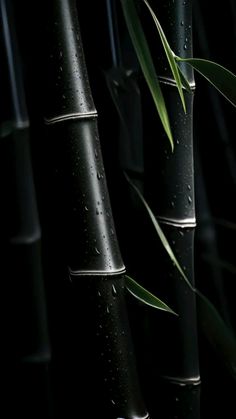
125 275 177 315
125 172 236 379
120 0 174 150
196 290 236 380
124 172 193 289
176 57 236 107
142 0 186 112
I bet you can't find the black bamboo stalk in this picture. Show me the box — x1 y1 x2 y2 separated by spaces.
142 0 200 417
0 0 52 416
41 0 149 417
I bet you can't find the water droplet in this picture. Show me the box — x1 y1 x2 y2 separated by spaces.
113 79 119 87
98 291 101 297
59 66 63 72
99 324 103 329
106 306 110 314
97 172 102 180
188 195 192 204
112 284 117 296
110 228 114 235
181 20 184 26
111 399 115 405
171 201 175 208
94 247 101 255
185 37 188 42
183 44 187 50
62 94 66 99
176 139 180 145
85 206 89 211
94 149 98 159
59 51 63 58
179 230 184 236
187 184 191 191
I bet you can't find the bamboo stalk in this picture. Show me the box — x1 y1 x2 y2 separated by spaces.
0 0 52 416
41 0 149 417
142 0 200 416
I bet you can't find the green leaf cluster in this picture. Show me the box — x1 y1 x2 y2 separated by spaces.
120 0 236 150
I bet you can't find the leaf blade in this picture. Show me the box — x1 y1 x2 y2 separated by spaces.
176 57 236 107
125 275 177 315
142 0 187 112
120 0 174 150
124 172 193 289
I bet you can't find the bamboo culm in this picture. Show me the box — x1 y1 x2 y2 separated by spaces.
42 0 149 417
0 0 51 416
143 0 200 417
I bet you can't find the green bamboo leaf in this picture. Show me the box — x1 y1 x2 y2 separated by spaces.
120 0 174 150
142 0 186 112
125 172 236 380
125 275 177 315
124 172 193 289
176 57 236 107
